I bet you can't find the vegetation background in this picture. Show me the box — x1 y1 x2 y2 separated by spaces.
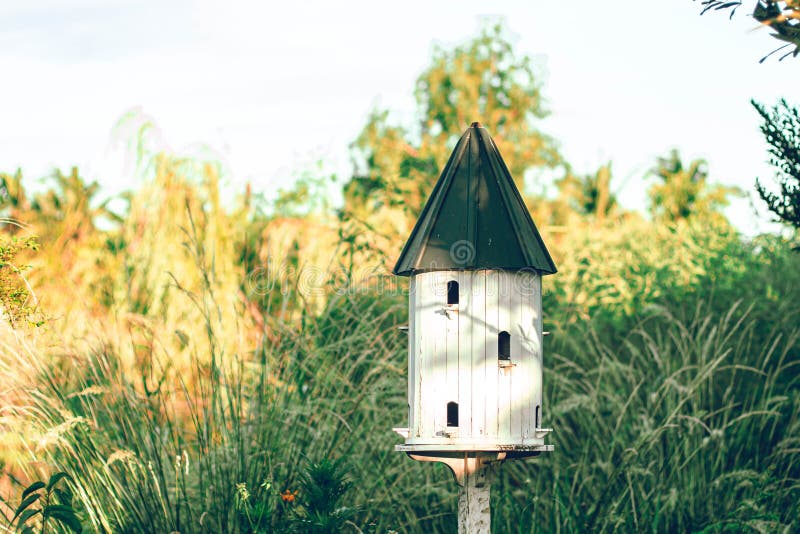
1 16 800 534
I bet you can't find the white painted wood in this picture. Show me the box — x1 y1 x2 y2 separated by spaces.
485 272 499 439
522 273 543 440
446 273 460 430
458 467 491 534
458 271 472 438
471 271 486 438
534 276 545 428
431 272 448 435
418 272 439 438
408 277 417 435
529 276 544 435
511 272 525 440
497 272 512 442
405 269 547 448
412 278 428 437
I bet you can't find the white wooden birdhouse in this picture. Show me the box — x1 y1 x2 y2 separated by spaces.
393 122 556 468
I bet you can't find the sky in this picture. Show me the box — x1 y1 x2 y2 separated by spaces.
1 0 799 234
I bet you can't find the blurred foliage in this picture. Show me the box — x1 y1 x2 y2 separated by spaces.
0 171 31 227
544 215 743 329
414 24 562 181
753 98 800 228
272 162 339 219
647 149 741 224
342 23 562 267
0 234 40 327
550 162 618 226
697 1 800 61
0 167 123 321
2 213 798 532
29 167 119 248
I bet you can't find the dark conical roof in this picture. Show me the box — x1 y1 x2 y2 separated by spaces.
393 122 556 277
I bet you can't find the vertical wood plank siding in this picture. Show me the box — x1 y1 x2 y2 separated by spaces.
409 269 543 445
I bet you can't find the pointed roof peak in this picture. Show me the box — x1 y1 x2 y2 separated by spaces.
393 124 557 277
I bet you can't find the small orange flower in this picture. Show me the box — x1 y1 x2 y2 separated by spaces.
281 489 298 503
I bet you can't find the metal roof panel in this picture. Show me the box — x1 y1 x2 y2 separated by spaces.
393 123 556 276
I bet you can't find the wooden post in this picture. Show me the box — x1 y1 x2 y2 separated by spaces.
458 466 491 534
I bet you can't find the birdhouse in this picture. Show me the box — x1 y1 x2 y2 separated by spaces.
393 122 556 473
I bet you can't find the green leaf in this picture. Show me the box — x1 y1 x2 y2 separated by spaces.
20 481 45 500
54 487 74 505
47 472 72 492
44 504 82 533
12 493 41 521
16 508 41 526
754 1 781 21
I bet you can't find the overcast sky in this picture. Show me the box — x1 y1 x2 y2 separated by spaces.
1 0 799 234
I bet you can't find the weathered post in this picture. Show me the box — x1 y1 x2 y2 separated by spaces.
392 122 557 532
458 464 491 533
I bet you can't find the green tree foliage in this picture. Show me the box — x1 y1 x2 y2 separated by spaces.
0 168 123 314
553 162 618 224
343 24 561 251
0 167 116 247
29 167 119 247
0 171 32 230
272 163 338 219
0 172 40 327
0 234 39 327
697 1 800 61
647 149 739 223
414 24 561 183
753 98 800 228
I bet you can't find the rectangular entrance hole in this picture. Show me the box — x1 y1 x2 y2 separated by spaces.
447 280 459 305
447 401 459 427
498 331 511 360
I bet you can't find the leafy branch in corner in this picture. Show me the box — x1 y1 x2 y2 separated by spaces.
9 472 82 533
752 98 800 229
696 1 800 61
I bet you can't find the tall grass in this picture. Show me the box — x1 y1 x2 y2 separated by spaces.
494 301 800 532
2 144 799 531
6 220 412 532
3 232 797 532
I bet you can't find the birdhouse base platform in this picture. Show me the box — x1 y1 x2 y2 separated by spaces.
392 426 554 454
396 449 550 486
393 425 553 485
395 443 554 453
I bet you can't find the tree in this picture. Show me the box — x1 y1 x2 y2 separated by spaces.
753 98 800 228
413 24 562 184
647 149 740 223
31 167 120 247
344 24 561 219
0 170 32 231
341 24 562 262
553 162 618 224
697 1 800 61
